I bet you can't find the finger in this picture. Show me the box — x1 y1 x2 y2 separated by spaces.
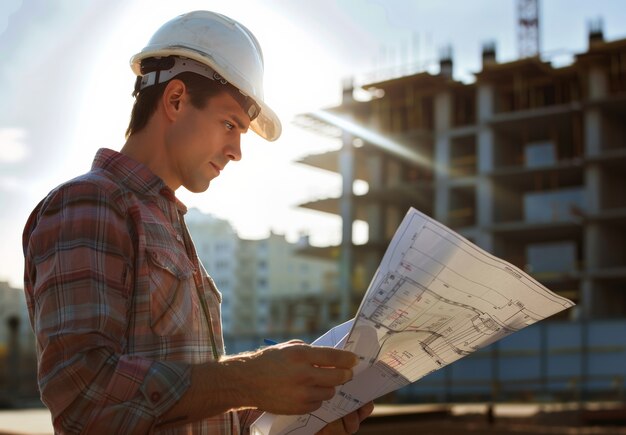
357 401 375 421
316 419 343 435
342 411 360 434
306 347 359 369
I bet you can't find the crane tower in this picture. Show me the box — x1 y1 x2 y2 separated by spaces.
517 0 540 58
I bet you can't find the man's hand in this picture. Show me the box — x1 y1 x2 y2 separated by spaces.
225 341 359 415
316 401 375 434
159 342 360 427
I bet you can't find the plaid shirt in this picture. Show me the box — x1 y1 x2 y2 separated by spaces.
23 148 259 434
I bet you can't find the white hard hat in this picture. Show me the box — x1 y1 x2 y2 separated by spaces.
130 10 281 141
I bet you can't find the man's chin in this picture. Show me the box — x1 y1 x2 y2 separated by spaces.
185 181 211 193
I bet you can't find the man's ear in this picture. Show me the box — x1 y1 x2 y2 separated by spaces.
162 79 187 122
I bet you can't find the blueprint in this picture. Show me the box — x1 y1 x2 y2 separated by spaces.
252 207 575 435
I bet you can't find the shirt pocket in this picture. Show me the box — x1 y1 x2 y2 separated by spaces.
146 247 199 336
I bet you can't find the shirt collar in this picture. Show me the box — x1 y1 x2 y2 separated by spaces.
92 148 188 214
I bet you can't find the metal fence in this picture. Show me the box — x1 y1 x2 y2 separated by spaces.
397 319 626 403
226 319 626 404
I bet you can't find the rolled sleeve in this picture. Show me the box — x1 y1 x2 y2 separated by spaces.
80 358 192 433
140 361 191 416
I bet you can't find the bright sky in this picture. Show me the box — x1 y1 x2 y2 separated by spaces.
2 0 626 288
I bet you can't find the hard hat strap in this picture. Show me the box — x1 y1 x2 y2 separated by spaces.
135 56 260 121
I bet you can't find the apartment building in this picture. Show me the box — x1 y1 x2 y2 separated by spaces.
295 28 626 321
260 232 340 335
185 209 339 341
186 208 242 335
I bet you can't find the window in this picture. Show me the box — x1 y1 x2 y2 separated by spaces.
525 141 556 167
524 188 585 222
526 241 577 274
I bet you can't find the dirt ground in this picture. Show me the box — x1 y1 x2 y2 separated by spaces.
359 403 626 435
1 402 625 434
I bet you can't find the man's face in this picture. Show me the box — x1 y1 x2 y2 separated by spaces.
165 90 250 192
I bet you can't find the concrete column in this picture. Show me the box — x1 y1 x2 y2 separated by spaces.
434 91 452 131
434 90 452 224
584 110 603 157
581 64 608 319
581 164 601 320
588 65 608 100
339 132 355 320
477 83 495 124
476 128 495 252
434 135 450 223
366 153 384 244
584 61 608 158
585 164 602 213
582 223 602 319
476 83 495 252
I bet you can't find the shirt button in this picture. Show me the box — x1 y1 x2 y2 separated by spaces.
151 392 161 403
176 235 183 242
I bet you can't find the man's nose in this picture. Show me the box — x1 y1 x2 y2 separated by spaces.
225 136 242 161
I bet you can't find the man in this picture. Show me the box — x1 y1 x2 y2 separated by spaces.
23 10 373 434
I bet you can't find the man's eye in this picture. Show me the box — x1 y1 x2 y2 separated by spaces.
225 121 234 130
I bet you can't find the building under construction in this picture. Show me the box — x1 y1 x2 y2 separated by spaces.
295 26 626 403
296 26 626 322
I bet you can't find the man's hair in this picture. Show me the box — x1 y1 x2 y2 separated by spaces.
125 71 224 138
